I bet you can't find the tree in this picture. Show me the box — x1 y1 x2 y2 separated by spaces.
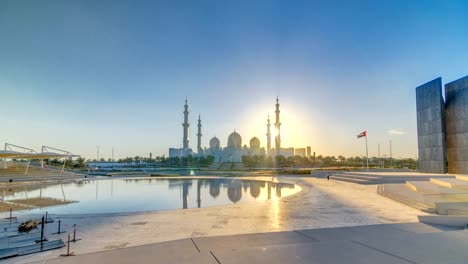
242 155 253 167
76 157 87 171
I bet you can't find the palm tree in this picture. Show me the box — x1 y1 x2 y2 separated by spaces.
76 157 87 171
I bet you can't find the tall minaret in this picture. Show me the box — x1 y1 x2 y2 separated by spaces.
182 97 190 150
274 97 281 154
266 114 271 151
197 114 202 154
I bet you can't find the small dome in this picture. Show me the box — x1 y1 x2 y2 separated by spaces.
227 180 243 203
227 131 242 148
209 181 220 198
209 137 220 149
249 181 261 199
249 137 260 149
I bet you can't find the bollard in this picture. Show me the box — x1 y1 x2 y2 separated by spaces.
60 234 75 256
70 224 81 242
67 234 71 255
6 208 17 223
72 224 76 242
40 216 44 251
45 211 54 224
53 220 64 234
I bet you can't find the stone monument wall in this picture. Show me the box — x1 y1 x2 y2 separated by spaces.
445 75 468 174
416 78 447 173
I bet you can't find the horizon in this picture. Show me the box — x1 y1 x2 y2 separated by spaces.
2 1 468 159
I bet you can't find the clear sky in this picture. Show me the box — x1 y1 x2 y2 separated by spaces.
1 0 468 160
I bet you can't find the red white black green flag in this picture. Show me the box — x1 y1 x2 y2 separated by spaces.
357 131 366 138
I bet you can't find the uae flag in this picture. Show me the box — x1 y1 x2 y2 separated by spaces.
356 131 366 138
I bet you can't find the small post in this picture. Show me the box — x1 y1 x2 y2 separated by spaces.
9 208 12 224
72 224 76 242
58 220 61 234
67 234 71 255
60 234 75 256
45 211 48 223
40 216 44 251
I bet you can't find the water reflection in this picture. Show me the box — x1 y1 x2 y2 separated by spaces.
0 178 299 215
161 178 295 208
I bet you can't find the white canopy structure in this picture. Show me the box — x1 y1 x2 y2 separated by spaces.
1 143 80 174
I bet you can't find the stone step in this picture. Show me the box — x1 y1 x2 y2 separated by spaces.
418 215 468 227
430 178 468 188
455 175 468 182
435 202 468 215
377 185 437 213
406 181 440 194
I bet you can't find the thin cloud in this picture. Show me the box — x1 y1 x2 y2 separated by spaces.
387 129 406 136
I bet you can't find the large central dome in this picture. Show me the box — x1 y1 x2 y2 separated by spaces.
227 131 242 148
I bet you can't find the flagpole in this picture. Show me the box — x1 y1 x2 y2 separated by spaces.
365 134 369 172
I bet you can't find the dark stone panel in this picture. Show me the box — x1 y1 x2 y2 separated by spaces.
416 78 446 173
445 75 468 174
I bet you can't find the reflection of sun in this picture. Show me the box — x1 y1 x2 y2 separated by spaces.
270 198 280 230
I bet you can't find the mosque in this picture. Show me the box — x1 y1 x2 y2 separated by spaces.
169 97 299 163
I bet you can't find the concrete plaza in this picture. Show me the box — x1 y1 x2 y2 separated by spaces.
28 222 466 264
4 176 435 263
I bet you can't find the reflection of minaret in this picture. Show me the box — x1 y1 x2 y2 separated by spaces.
197 114 202 155
182 98 190 150
267 182 271 200
182 181 189 209
196 180 202 208
274 97 281 155
266 114 271 151
275 183 282 198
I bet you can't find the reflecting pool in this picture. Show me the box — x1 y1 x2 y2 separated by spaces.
0 177 300 215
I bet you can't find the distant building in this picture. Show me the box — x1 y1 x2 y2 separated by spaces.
169 148 193 158
306 146 311 157
416 75 468 174
278 148 294 158
295 148 306 157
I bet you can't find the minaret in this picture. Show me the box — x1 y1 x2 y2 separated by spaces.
266 114 271 151
197 114 202 155
274 97 281 155
182 97 190 150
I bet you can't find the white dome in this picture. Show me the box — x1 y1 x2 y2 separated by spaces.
227 131 242 148
209 137 220 148
249 137 260 149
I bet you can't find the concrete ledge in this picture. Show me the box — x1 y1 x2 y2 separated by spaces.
430 178 468 188
455 175 468 181
406 181 441 194
418 215 468 227
435 202 468 215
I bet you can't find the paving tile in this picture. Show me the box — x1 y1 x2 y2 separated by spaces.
384 222 462 233
192 231 317 251
295 226 362 242
42 238 214 264
211 240 413 264
353 230 468 264
297 223 421 243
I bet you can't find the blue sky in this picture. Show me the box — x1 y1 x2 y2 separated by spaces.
1 0 468 159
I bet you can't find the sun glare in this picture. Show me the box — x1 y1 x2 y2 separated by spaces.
243 104 312 149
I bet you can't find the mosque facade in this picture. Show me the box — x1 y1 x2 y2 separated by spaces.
169 97 300 162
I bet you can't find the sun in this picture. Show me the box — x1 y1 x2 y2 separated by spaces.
242 103 310 149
